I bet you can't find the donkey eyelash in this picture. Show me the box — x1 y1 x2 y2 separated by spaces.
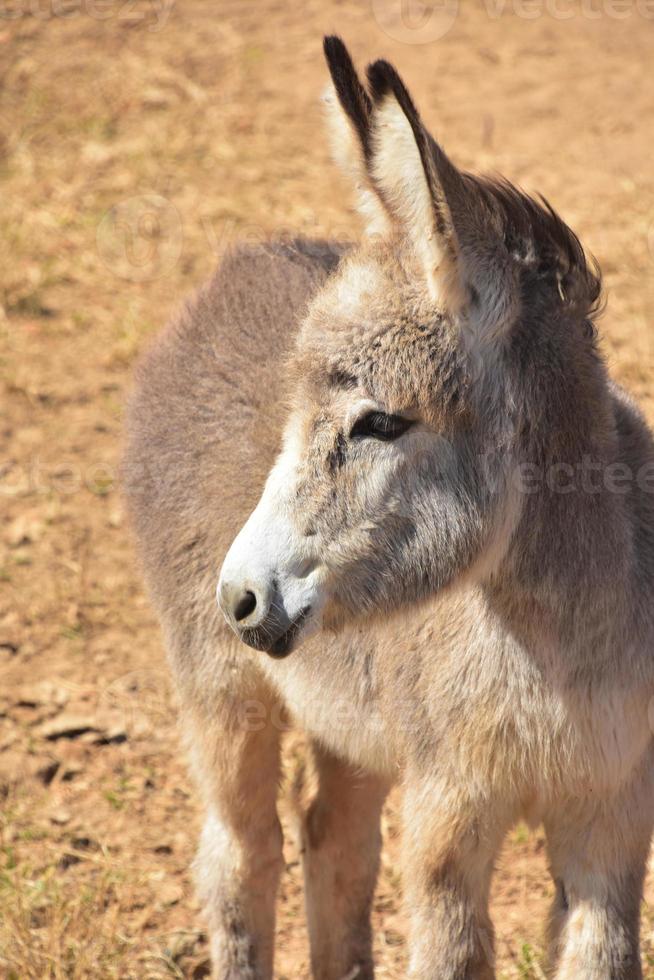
349 411 414 442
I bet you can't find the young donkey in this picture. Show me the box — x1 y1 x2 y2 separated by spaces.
125 37 654 980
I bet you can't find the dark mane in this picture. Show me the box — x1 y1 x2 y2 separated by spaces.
473 174 603 326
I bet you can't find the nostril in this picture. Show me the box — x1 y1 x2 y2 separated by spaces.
234 590 257 623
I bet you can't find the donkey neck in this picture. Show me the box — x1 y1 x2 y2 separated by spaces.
480 364 646 667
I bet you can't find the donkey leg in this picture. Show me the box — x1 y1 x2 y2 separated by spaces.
182 680 284 980
401 778 508 980
544 785 653 980
300 743 389 980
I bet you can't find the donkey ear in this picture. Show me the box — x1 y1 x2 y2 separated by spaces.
322 37 391 236
366 59 466 307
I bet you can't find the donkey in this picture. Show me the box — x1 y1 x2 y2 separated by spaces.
124 36 654 980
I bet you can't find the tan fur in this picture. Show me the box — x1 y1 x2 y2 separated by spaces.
124 39 654 980
322 84 390 238
369 93 464 309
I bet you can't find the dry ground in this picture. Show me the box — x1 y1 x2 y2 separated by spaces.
1 1 654 977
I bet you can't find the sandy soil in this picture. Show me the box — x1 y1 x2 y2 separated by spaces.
1 1 654 976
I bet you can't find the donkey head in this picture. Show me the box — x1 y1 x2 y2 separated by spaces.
218 37 601 657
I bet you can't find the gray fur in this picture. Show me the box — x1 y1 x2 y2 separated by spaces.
124 40 654 980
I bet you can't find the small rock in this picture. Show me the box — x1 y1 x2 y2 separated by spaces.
37 715 98 740
92 724 127 745
158 881 184 907
58 852 82 870
141 87 171 109
108 508 123 528
61 760 83 781
0 750 58 789
4 514 43 548
15 681 70 710
81 142 115 166
50 807 71 826
70 835 99 852
37 759 60 785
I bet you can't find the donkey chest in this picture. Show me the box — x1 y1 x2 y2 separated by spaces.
432 635 654 798
263 635 398 775
262 620 653 794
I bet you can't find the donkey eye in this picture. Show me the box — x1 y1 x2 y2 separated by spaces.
349 411 413 442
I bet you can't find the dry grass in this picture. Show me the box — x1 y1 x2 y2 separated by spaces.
1 1 654 977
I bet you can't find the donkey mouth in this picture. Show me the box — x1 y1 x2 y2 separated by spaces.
241 606 312 659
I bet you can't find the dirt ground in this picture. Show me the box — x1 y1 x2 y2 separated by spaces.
2 1 654 977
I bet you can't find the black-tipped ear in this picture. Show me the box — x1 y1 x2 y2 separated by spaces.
323 36 373 159
366 59 428 165
362 57 467 305
367 59 418 119
321 37 391 236
367 58 460 240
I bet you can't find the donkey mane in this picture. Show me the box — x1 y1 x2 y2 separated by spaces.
324 36 602 332
473 173 603 325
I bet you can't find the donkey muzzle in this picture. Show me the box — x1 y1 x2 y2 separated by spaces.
218 576 312 659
